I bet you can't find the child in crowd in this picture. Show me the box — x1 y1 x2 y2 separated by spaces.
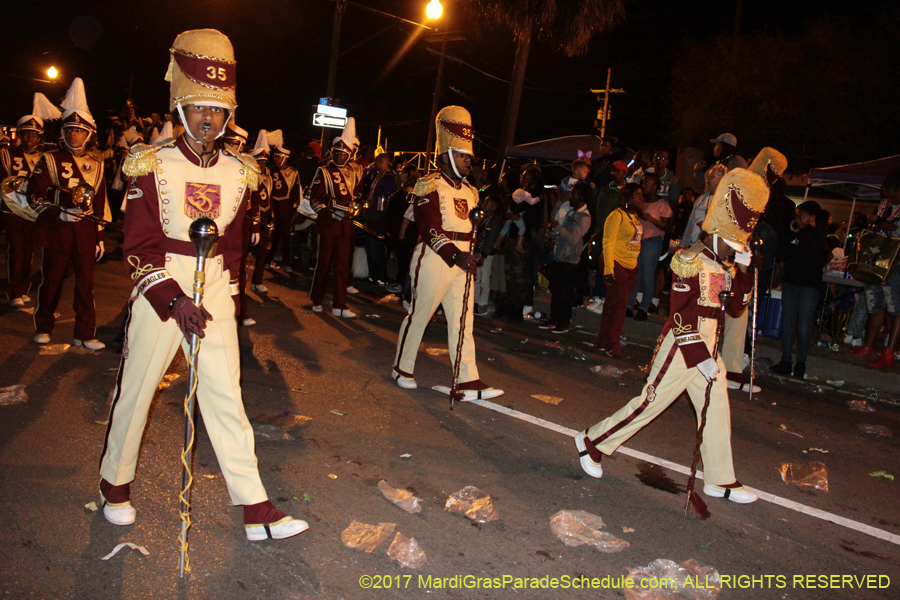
558 152 594 196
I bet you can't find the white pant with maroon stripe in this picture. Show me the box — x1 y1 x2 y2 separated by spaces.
394 242 479 384
584 330 737 487
99 254 268 506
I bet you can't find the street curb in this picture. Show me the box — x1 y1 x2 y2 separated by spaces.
532 295 899 404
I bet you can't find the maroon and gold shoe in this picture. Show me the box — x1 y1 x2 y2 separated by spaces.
100 479 135 526
244 500 309 541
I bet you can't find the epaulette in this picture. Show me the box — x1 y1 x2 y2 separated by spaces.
223 147 260 191
122 138 175 178
671 246 702 279
413 172 442 197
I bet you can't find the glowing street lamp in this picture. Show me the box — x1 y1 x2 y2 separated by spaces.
47 66 58 79
426 0 442 20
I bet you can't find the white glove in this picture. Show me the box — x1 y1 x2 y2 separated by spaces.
697 357 719 382
95 241 105 262
251 232 260 246
734 248 752 266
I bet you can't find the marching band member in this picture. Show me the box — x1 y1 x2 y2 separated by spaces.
268 130 301 272
248 130 274 294
98 29 307 541
28 78 109 350
1 93 60 307
392 106 503 400
222 122 258 326
575 166 773 505
308 118 361 318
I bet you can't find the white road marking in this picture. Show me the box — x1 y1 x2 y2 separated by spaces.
471 399 900 547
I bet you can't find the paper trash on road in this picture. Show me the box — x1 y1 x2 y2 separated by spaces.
848 400 875 412
341 521 396 553
84 501 98 512
0 385 28 406
38 344 70 355
858 424 893 437
377 480 422 514
802 448 829 454
101 543 150 561
778 462 829 491
532 395 564 405
426 348 449 355
625 559 721 600
870 471 894 481
445 486 498 523
826 379 845 387
549 510 630 553
157 373 180 390
387 532 427 569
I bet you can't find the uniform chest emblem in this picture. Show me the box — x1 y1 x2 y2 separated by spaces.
453 197 469 220
184 182 222 220
708 273 727 304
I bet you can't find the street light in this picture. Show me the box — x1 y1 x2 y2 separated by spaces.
47 66 58 79
426 0 442 20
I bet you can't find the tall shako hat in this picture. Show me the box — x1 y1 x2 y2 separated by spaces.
701 168 770 253
18 93 61 134
60 78 96 132
165 28 236 112
436 105 474 156
748 147 788 188
223 122 249 145
333 117 359 150
269 129 289 155
249 129 269 157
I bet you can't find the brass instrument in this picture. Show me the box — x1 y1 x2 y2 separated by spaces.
2 175 110 226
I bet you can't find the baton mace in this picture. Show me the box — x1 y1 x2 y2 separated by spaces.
684 290 733 520
178 217 219 577
449 207 485 409
749 236 762 401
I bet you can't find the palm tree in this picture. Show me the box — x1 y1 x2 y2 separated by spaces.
459 0 626 163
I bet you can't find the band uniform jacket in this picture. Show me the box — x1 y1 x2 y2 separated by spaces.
308 162 362 236
0 145 41 214
413 172 478 265
248 168 273 234
665 242 753 367
121 135 256 320
271 166 301 207
27 148 109 249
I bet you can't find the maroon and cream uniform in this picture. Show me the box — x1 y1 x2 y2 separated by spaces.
28 148 108 340
308 162 362 309
1 145 42 300
249 168 273 286
268 165 301 267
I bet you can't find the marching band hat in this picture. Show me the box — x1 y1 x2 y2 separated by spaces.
332 117 358 150
250 129 269 157
748 147 788 188
60 77 96 132
223 122 249 144
436 105 473 156
269 129 289 155
166 29 236 112
701 168 770 253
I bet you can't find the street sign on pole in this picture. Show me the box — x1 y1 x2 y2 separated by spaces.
313 113 348 129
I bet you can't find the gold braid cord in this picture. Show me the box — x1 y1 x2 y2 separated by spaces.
122 139 176 178
413 173 440 197
177 341 200 573
226 149 260 191
671 248 702 278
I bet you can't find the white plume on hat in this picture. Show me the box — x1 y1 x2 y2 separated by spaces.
31 92 62 122
333 117 359 149
250 129 270 156
60 77 95 128
268 129 289 154
150 122 174 144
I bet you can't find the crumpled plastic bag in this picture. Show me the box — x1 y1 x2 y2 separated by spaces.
386 532 427 569
341 521 396 553
858 424 893 437
378 480 422 514
848 400 875 412
252 424 292 441
625 559 721 600
0 384 28 406
445 486 498 523
778 462 828 491
591 364 624 378
549 510 630 553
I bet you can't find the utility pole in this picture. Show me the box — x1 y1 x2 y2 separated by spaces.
326 0 347 100
424 32 465 172
589 68 625 137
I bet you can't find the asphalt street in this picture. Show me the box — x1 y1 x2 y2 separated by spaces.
1 241 898 600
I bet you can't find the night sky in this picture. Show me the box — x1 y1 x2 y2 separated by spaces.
1 0 892 166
